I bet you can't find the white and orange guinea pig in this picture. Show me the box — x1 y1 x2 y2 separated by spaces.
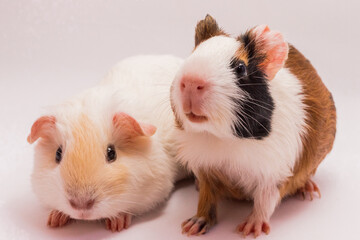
27 55 187 232
170 15 336 237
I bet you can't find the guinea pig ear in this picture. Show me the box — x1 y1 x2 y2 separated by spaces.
27 116 56 144
113 112 156 140
251 25 289 80
195 14 226 47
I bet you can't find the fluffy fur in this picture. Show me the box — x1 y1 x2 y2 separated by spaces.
171 15 336 237
29 55 186 227
174 67 306 186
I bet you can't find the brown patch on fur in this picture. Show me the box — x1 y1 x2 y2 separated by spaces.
195 14 228 48
195 169 247 225
202 169 247 200
279 45 336 197
195 170 218 226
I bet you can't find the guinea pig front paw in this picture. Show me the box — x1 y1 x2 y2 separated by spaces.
47 210 71 228
182 216 212 236
105 213 132 232
237 215 270 238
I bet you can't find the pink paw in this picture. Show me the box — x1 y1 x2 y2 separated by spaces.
237 217 270 238
298 179 321 201
47 210 71 228
182 216 211 236
105 213 132 232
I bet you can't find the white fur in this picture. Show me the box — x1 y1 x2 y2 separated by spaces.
172 36 243 138
171 36 308 221
31 55 186 220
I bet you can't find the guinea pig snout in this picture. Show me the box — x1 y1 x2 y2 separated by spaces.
180 76 209 122
69 197 95 210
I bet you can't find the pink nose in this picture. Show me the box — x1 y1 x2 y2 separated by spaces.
180 76 208 115
180 77 207 92
69 198 95 210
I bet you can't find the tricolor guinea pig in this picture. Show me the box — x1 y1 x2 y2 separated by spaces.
28 55 186 232
170 15 336 237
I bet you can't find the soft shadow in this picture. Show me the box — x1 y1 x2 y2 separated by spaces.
174 177 195 191
4 192 117 240
4 179 198 239
134 178 195 226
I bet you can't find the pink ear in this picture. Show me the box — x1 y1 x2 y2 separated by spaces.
27 116 56 144
252 25 289 80
113 112 156 140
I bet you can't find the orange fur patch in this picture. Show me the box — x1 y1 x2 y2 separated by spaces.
235 45 249 65
61 115 103 191
279 45 336 197
60 115 128 198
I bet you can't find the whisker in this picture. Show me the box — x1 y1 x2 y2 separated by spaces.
247 96 273 111
244 108 273 122
233 107 252 137
249 97 274 108
246 69 262 77
244 99 274 112
238 110 270 134
237 117 252 137
237 83 268 87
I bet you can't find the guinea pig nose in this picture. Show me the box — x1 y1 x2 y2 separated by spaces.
69 198 95 210
180 77 207 92
85 199 95 209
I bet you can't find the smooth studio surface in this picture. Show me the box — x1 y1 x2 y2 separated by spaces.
0 1 359 239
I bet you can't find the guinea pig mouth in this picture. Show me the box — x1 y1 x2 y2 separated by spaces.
186 112 208 123
71 210 92 220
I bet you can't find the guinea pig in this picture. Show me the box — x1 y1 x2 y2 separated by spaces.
28 55 187 232
170 15 336 237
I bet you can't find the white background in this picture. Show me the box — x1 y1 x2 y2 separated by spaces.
1 0 359 239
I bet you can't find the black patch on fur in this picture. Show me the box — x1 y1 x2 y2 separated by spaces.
230 32 275 139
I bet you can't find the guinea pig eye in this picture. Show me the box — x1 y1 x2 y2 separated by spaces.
55 146 62 164
236 63 247 76
106 144 117 163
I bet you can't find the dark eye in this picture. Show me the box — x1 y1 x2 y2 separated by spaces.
55 146 62 164
106 144 117 163
236 63 247 76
